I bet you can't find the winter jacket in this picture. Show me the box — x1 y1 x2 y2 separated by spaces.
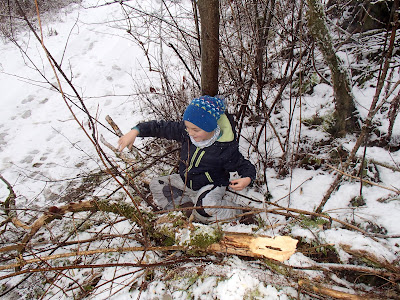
135 114 256 191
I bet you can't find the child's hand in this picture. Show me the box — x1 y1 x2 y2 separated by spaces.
118 129 139 151
229 177 251 191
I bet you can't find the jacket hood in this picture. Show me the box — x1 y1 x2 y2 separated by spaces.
217 114 234 143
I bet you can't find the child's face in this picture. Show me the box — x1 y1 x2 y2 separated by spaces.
184 121 215 142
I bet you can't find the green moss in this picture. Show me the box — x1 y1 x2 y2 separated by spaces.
293 72 321 95
172 219 185 227
83 285 94 291
244 287 264 299
297 214 329 229
298 155 322 169
251 216 266 232
302 115 324 127
189 226 223 249
350 196 366 207
153 212 189 246
302 111 336 134
263 259 289 276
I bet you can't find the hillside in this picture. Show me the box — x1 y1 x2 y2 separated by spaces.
0 0 399 299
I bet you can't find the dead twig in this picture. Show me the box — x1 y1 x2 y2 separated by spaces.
105 115 123 137
100 134 136 164
327 164 400 194
298 279 373 300
0 174 30 230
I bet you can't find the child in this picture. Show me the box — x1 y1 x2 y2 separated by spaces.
118 96 256 223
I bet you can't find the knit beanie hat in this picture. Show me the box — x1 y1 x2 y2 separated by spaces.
183 96 225 132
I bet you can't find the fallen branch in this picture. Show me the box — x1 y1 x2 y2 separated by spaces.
293 261 400 281
0 245 184 272
0 233 297 273
0 257 207 281
17 199 146 254
341 244 400 273
229 191 384 242
298 279 372 300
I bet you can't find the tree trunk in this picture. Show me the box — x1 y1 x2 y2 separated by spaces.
254 0 275 108
198 0 220 96
306 0 358 137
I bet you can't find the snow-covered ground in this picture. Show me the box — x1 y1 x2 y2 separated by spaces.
0 0 399 299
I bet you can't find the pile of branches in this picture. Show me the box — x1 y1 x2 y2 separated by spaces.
0 117 399 299
0 0 399 298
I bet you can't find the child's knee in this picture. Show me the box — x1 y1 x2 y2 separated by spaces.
193 185 233 222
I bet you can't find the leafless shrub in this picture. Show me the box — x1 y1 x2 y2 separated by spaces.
0 0 81 39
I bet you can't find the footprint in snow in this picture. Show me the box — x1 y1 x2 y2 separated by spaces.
22 95 35 104
21 110 32 119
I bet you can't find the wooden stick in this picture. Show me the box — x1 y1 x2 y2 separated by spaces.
105 115 123 137
298 279 374 300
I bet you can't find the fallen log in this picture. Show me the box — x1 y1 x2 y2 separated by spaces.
0 232 297 272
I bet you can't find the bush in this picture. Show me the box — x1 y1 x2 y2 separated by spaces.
0 0 81 38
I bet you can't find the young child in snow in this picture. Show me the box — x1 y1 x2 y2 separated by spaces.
118 96 256 223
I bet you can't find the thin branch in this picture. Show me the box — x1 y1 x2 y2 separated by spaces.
327 164 400 194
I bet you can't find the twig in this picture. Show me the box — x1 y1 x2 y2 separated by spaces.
105 115 123 137
228 191 384 242
0 174 30 230
0 246 184 272
0 258 206 281
298 279 373 300
356 156 400 172
327 164 400 194
100 134 136 164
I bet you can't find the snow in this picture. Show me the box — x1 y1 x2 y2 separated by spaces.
0 0 400 299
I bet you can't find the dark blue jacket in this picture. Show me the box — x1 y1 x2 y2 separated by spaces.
136 114 256 191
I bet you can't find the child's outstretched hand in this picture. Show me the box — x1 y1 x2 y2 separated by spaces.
229 177 251 191
118 129 139 151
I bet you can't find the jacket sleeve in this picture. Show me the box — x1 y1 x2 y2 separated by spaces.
135 120 186 142
223 143 256 182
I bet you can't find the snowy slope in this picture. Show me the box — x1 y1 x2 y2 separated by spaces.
0 1 146 205
0 1 399 299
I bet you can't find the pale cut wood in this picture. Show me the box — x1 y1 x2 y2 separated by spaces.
208 232 298 262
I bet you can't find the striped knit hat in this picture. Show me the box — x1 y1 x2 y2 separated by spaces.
183 96 225 132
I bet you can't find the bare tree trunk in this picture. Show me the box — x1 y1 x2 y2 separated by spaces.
198 0 220 96
254 0 275 108
306 0 358 137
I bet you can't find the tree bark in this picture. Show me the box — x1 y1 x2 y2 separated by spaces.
306 0 358 137
198 0 220 96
